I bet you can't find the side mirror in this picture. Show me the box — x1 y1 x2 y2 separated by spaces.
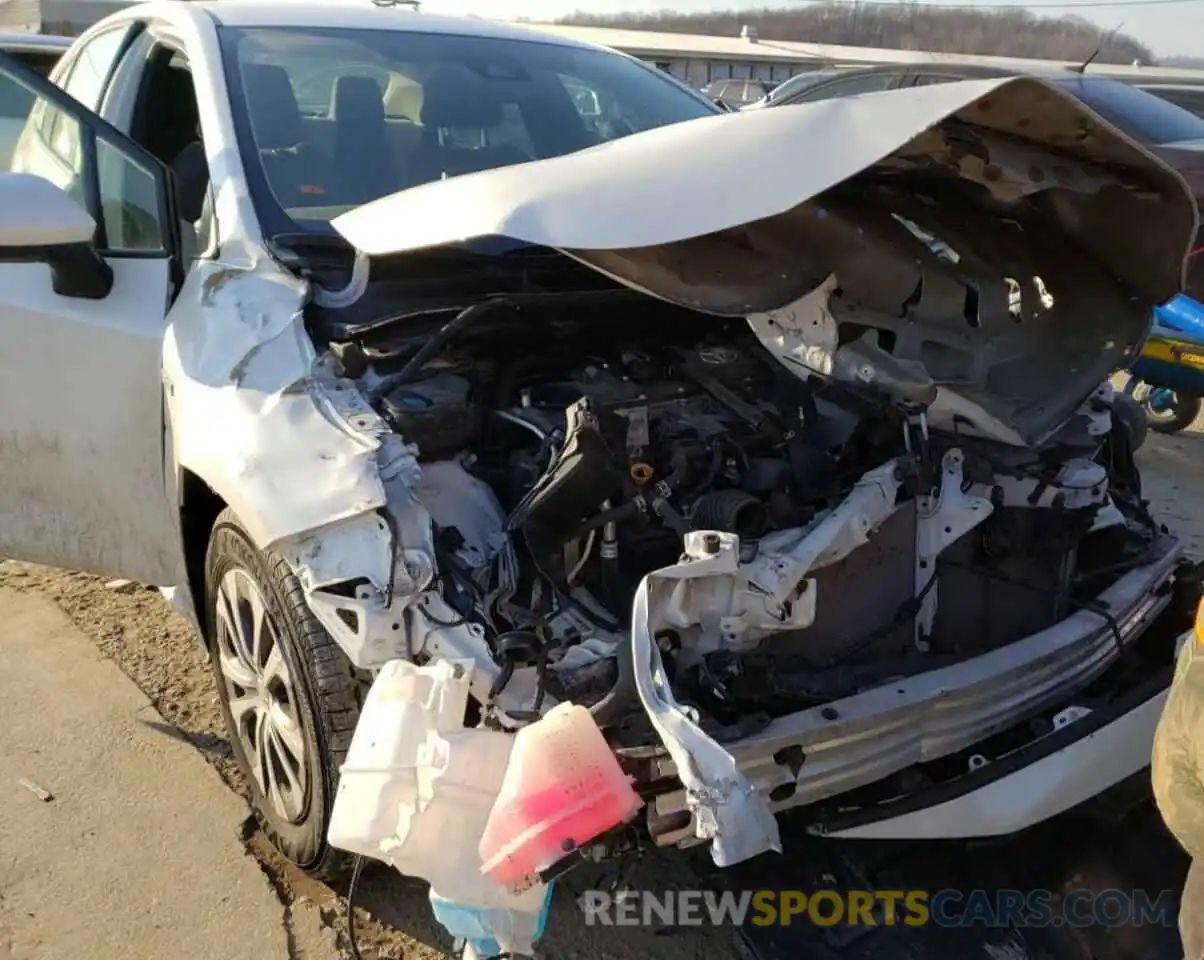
0 172 113 299
711 97 732 112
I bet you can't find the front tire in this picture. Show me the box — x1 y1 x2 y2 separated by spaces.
204 507 360 880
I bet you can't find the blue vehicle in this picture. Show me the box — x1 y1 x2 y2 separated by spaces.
1125 292 1204 438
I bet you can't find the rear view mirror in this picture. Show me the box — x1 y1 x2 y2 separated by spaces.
0 172 113 299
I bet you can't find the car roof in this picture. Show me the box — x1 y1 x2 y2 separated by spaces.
834 61 1073 81
0 32 73 54
160 0 603 50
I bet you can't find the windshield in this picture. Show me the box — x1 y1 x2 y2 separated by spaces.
218 26 717 235
1057 76 1204 145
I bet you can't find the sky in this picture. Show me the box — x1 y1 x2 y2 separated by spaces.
416 0 1204 60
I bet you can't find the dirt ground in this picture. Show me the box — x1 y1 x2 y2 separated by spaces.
3 415 1204 960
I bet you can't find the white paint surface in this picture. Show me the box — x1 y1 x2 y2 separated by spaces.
0 172 95 248
828 690 1169 839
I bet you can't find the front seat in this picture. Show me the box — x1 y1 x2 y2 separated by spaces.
170 135 209 226
329 75 402 204
412 69 529 185
241 63 331 207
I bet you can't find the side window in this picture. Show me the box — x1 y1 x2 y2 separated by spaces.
1145 88 1204 122
13 51 62 80
40 28 129 181
97 135 165 252
3 55 170 256
912 74 963 88
795 72 902 103
57 28 130 111
0 51 62 123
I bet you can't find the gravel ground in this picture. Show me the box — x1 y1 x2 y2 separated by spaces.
3 417 1203 960
0 571 738 958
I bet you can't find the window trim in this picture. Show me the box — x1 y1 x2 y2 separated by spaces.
0 46 179 266
909 73 973 87
52 24 140 114
786 70 904 104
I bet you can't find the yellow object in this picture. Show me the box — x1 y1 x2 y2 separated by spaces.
1194 595 1204 646
1142 337 1204 371
630 462 654 486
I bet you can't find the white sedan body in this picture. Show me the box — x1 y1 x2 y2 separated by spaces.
0 4 1197 954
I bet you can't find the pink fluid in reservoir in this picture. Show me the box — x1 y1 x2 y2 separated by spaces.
479 703 644 887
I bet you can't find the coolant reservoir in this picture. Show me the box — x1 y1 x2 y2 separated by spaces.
478 702 643 887
328 658 545 912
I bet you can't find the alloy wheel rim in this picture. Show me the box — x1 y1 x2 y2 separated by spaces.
214 568 309 824
1131 381 1180 423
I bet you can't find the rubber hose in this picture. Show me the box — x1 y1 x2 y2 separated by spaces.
691 489 769 539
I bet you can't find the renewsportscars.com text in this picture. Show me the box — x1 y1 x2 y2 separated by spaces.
579 888 1177 929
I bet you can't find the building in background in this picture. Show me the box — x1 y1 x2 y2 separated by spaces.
528 22 1204 91
5 1 1204 96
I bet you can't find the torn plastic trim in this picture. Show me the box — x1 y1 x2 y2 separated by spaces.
629 459 903 864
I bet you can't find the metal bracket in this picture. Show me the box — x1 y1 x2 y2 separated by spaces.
914 448 994 649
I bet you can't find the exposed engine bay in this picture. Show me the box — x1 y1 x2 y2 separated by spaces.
288 82 1204 937
325 299 1161 757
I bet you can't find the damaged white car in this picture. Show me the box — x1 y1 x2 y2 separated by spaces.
1 3 1202 957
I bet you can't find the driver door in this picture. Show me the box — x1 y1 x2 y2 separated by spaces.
0 50 187 587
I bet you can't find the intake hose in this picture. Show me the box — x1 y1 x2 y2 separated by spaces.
367 299 507 401
691 489 769 540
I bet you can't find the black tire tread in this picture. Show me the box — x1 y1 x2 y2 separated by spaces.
1155 394 1202 435
205 507 360 882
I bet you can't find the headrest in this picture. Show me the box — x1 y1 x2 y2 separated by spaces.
384 73 423 121
331 75 385 126
419 69 504 129
242 63 303 150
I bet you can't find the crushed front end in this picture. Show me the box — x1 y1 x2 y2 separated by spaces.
233 77 1202 957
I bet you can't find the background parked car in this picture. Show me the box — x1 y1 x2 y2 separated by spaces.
1136 83 1204 120
744 66 890 109
0 33 69 166
701 76 773 109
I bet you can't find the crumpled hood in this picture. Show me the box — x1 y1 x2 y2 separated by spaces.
333 77 1198 445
